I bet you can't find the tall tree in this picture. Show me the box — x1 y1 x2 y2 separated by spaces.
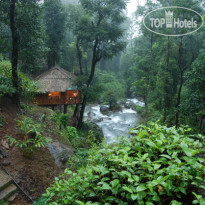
9 0 20 107
17 0 47 74
74 0 127 128
44 0 66 68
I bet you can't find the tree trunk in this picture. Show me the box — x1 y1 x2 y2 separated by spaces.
76 38 83 75
10 0 20 107
145 33 153 124
64 105 68 114
73 38 83 118
175 37 187 128
73 103 79 118
163 37 170 122
145 77 149 125
199 115 203 132
52 51 56 67
77 38 99 129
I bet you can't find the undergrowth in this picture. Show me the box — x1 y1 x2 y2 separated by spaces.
34 122 205 205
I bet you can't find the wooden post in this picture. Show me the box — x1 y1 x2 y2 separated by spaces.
64 105 68 114
52 105 55 111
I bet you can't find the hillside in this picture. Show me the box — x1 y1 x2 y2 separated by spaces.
0 97 74 205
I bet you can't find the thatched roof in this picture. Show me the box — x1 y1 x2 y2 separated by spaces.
34 66 77 93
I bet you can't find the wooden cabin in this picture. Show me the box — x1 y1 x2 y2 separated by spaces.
34 66 81 110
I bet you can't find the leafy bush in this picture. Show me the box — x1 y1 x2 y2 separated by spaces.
0 58 38 99
0 60 15 96
67 126 79 139
5 116 51 158
36 123 205 205
51 111 69 129
89 70 126 104
18 72 39 100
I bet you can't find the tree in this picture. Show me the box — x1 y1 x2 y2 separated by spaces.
75 0 127 128
9 0 20 107
0 0 46 106
44 0 66 68
17 0 47 74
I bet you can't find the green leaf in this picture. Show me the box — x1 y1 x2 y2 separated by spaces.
146 202 154 205
131 193 138 201
160 154 171 159
171 200 182 205
119 171 131 178
154 164 161 170
133 175 140 182
105 196 116 201
122 186 133 193
199 198 205 205
172 152 178 158
111 179 120 188
136 184 147 192
76 201 85 205
102 182 111 190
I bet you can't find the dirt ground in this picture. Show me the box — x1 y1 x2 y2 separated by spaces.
0 98 67 205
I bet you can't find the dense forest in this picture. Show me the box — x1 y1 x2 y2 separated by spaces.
0 0 205 204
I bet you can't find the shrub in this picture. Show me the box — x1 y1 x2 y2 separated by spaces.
5 116 51 158
51 111 69 129
0 58 38 99
35 123 205 205
67 126 79 139
0 60 15 96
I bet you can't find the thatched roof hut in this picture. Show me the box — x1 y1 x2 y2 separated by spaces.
34 66 77 93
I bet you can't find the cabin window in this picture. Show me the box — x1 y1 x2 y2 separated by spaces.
73 91 78 97
48 92 61 99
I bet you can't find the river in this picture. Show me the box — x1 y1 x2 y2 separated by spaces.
84 99 144 143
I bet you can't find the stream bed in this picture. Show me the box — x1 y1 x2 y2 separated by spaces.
84 99 144 143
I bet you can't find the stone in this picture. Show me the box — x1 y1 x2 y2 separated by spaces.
124 102 131 109
0 184 17 200
8 193 18 202
0 170 12 192
0 148 8 158
117 100 124 105
1 140 9 149
47 142 74 168
1 162 11 166
59 149 74 164
83 121 104 143
100 105 110 114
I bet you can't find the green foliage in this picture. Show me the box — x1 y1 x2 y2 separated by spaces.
51 111 69 129
66 126 86 149
90 70 126 106
67 126 79 140
65 128 100 170
37 123 205 204
0 200 8 205
0 58 38 99
0 1 47 74
44 0 66 67
16 116 40 139
5 116 51 158
0 59 15 96
17 0 48 73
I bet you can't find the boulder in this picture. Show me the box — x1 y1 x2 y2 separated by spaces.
117 100 125 106
125 102 131 109
82 121 104 143
100 105 110 114
47 142 74 168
